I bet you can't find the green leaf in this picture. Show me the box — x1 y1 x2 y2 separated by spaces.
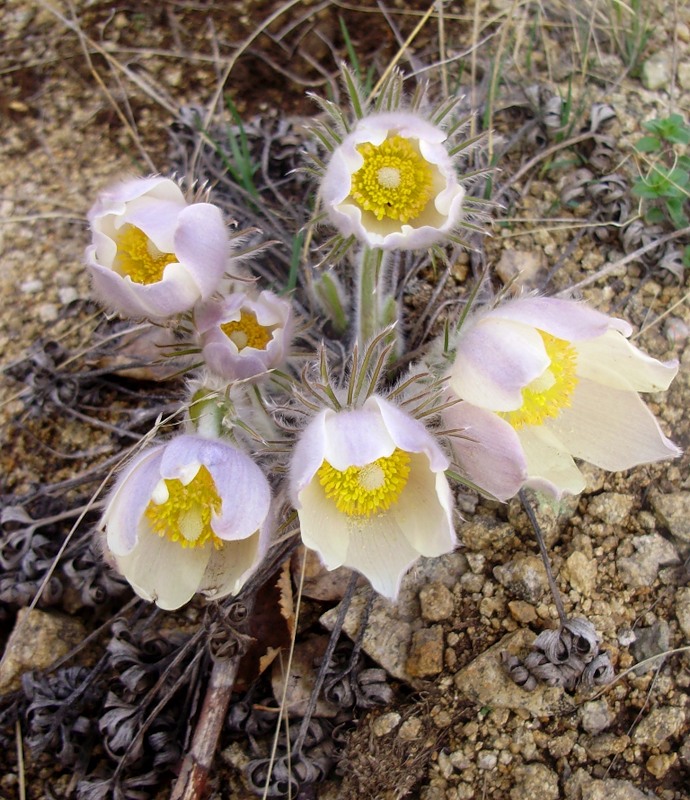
665 197 689 228
635 135 661 153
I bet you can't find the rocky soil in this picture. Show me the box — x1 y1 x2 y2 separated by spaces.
1 1 689 799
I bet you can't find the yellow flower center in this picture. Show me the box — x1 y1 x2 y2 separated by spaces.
145 465 223 549
317 448 411 517
114 224 177 285
220 310 275 351
350 135 434 223
502 332 579 429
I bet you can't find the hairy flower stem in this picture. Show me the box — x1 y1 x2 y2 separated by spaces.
170 652 242 800
519 489 567 625
356 247 386 346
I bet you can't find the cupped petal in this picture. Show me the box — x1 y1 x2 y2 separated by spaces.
441 402 528 501
87 176 184 223
103 446 165 557
517 426 586 498
289 410 329 503
120 196 186 253
450 318 549 410
200 529 267 600
174 203 230 298
321 408 396 470
369 395 449 472
545 378 681 471
487 297 627 340
388 454 456 556
575 330 679 392
115 530 211 610
160 435 271 541
297 479 351 568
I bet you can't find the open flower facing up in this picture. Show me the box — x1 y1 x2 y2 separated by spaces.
289 395 456 598
102 434 272 610
320 111 465 251
86 176 231 320
195 290 292 382
443 297 680 498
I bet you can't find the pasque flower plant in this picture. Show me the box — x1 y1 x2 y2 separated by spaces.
102 434 272 610
443 296 680 498
85 176 231 320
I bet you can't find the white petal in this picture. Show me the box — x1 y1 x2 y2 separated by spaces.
289 410 329 504
546 379 681 471
200 531 265 600
487 297 624 340
321 408 396 470
174 203 230 298
451 318 549 410
115 528 211 610
297 480 350 568
518 427 586 498
442 402 527 500
575 330 679 392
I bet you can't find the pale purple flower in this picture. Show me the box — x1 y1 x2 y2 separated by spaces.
195 290 292 381
85 176 231 320
444 297 680 498
320 112 465 251
289 395 456 598
103 434 272 609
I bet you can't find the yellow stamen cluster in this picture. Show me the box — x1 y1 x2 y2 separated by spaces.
145 465 223 549
114 224 177 285
220 310 275 351
350 135 434 223
502 332 579 429
317 448 411 517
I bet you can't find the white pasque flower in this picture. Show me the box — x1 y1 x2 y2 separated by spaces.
195 290 292 381
289 395 456 598
320 111 465 251
103 434 272 610
443 297 680 498
85 176 231 320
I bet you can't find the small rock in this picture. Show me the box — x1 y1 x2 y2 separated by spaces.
548 731 577 758
477 750 498 770
586 492 635 524
679 62 690 91
679 735 690 768
494 555 547 603
584 733 629 760
630 620 671 674
271 635 340 718
398 717 422 740
509 763 559 800
449 750 471 770
676 587 690 640
562 551 597 596
419 582 454 622
616 534 679 588
454 629 568 718
20 278 43 293
58 286 79 305
650 492 690 542
0 608 86 693
372 711 401 737
646 752 676 779
407 626 444 678
460 517 515 551
633 705 686 746
508 600 537 624
580 778 659 800
641 53 672 91
580 698 614 735
37 302 58 322
495 249 543 287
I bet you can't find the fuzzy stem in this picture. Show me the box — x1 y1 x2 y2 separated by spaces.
356 246 385 346
170 652 242 800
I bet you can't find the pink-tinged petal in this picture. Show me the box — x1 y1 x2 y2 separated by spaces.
450 319 549 410
321 408 396 470
104 446 165 557
488 297 627 340
546 379 681 471
442 402 528 501
517 427 586 498
289 411 329 503
87 176 184 222
575 330 679 392
388 455 456 555
120 197 186 253
344 517 424 599
200 530 266 600
174 203 230 298
369 396 449 472
115 531 211 610
161 435 271 541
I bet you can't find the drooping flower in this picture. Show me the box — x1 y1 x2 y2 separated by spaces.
289 395 456 598
102 434 272 609
320 111 465 251
85 176 231 320
443 296 680 498
195 290 292 381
